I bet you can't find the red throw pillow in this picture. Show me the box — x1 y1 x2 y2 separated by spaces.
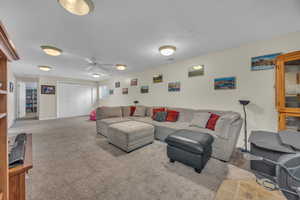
152 108 165 119
206 113 220 130
166 110 179 122
130 106 136 116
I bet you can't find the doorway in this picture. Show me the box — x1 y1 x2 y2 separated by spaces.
17 81 38 119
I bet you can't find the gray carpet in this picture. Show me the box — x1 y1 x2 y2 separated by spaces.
9 117 249 200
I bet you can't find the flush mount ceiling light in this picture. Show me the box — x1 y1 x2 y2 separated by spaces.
192 65 204 70
115 64 127 71
41 45 62 56
58 0 94 16
92 73 100 78
159 45 176 56
38 66 52 71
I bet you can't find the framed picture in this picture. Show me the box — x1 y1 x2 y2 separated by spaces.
153 74 163 83
131 78 138 86
168 82 180 92
122 88 128 95
141 85 149 94
188 65 204 77
214 77 236 90
251 53 281 71
9 82 14 93
115 81 120 88
109 89 114 95
41 85 56 94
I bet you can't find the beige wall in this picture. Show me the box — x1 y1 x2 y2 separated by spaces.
7 63 16 128
38 76 98 120
99 31 300 147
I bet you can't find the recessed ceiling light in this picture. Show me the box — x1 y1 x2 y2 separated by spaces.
41 45 62 56
58 0 94 16
159 45 176 56
116 64 127 71
193 65 203 70
92 73 100 78
38 66 52 71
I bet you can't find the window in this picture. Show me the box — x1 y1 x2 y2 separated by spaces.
99 85 109 99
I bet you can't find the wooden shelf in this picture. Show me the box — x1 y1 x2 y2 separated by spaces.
0 90 7 94
0 113 6 119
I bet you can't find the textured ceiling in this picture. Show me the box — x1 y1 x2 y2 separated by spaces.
1 0 300 80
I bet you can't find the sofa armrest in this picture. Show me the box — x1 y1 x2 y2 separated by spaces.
214 114 242 140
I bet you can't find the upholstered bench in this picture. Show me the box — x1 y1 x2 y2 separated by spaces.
108 121 155 152
165 129 214 173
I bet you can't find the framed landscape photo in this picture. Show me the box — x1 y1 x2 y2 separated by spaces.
168 82 180 92
122 88 128 94
115 81 120 88
188 65 204 77
41 85 56 94
141 85 149 94
109 89 114 95
214 77 236 90
251 53 281 71
130 78 138 86
153 74 163 83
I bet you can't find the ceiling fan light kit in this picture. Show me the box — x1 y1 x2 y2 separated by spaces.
115 64 127 71
41 45 62 56
58 0 94 16
38 66 52 71
159 45 176 56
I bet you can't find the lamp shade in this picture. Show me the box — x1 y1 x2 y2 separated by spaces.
239 100 250 106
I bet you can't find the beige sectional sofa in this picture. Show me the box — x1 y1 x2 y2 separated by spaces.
96 106 243 162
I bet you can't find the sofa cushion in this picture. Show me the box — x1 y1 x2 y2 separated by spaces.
166 110 179 122
206 113 220 130
190 112 211 128
133 106 146 117
96 106 122 120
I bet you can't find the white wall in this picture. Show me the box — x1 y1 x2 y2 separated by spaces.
7 63 16 127
38 76 98 120
99 31 300 147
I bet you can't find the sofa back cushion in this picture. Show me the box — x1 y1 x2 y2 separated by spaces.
133 106 147 117
122 106 131 117
96 106 122 120
167 107 197 122
190 112 211 128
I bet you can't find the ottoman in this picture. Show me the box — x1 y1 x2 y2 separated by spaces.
165 129 214 173
108 121 155 152
96 117 131 137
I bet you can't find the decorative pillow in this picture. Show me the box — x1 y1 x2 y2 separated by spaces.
166 110 179 122
206 113 221 131
154 111 168 122
133 106 146 117
130 106 136 116
152 108 165 119
190 112 211 128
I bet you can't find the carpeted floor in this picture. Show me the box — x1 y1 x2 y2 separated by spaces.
9 117 254 200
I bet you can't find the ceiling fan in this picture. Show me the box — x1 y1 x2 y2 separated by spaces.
84 57 114 76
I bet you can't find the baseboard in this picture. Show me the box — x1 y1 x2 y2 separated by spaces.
39 116 57 121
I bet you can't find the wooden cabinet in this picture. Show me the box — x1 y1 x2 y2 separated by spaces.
0 22 19 200
276 51 300 131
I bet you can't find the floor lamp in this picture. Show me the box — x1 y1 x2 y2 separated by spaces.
239 100 250 152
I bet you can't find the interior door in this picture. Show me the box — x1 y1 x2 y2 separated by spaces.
17 82 26 118
57 83 95 118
